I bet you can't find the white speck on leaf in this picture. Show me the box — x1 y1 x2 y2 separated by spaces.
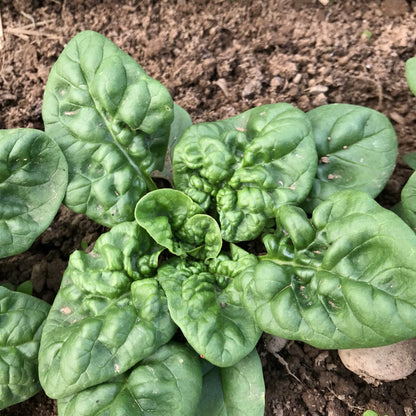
328 173 341 180
60 307 71 315
115 364 120 373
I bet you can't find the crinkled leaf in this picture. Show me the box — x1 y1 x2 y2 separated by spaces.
303 104 397 212
0 286 50 409
406 57 416 96
42 30 174 227
38 222 176 399
58 342 202 416
157 247 262 367
135 189 222 259
0 129 68 258
195 348 265 416
242 190 416 349
173 103 317 242
402 171 416 230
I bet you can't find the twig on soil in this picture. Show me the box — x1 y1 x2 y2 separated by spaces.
2 17 59 42
350 74 384 110
326 386 365 413
20 11 36 27
4 27 61 41
270 351 304 385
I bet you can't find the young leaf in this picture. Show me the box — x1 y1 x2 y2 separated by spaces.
0 129 68 258
172 103 317 242
195 348 265 416
401 171 416 230
0 286 50 409
406 57 416 96
57 343 202 416
42 30 174 227
242 190 416 349
135 189 222 259
157 250 262 367
303 104 398 212
38 222 176 399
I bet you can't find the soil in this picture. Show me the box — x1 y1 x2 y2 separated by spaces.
0 0 416 415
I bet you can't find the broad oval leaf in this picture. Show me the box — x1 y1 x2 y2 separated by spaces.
303 104 398 212
38 222 176 398
157 249 262 367
135 189 222 259
42 30 174 227
401 171 416 230
195 348 265 416
172 103 317 242
57 342 202 416
242 190 416 349
406 57 416 96
0 129 68 258
0 286 50 409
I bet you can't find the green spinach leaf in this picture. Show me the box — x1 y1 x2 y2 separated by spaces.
135 189 222 259
42 30 175 227
0 286 50 409
195 348 265 416
406 57 416 96
401 171 416 230
172 103 317 242
158 246 262 367
38 222 176 398
58 342 202 416
303 104 398 212
242 190 416 349
0 129 68 258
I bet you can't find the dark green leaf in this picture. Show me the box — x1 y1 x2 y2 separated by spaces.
158 247 262 367
242 190 416 349
38 222 176 398
173 103 317 242
135 189 222 259
0 286 50 409
42 30 174 227
195 348 265 416
303 104 397 212
58 343 202 416
0 129 68 258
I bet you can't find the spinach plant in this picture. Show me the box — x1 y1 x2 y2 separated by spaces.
2 31 416 415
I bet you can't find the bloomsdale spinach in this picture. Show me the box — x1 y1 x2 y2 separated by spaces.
2 31 416 415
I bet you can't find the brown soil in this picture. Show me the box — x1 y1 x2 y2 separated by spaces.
1 0 416 415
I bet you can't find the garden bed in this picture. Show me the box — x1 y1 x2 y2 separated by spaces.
1 0 416 414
